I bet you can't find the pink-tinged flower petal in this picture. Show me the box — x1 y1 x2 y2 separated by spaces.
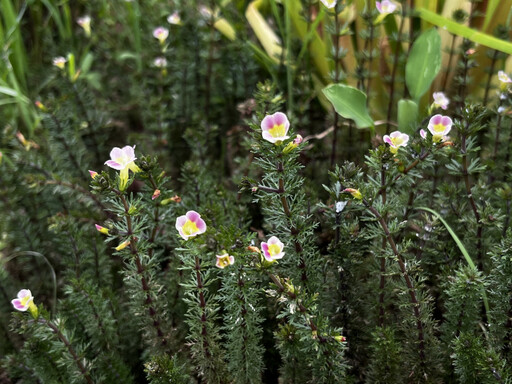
88 170 98 179
176 215 188 229
376 1 382 12
383 135 393 145
431 114 442 125
261 242 269 256
186 211 201 223
420 129 427 139
261 115 275 131
262 131 276 143
105 160 123 170
12 299 27 311
18 289 31 299
195 219 206 232
110 147 123 161
267 236 281 245
441 116 452 127
121 145 136 160
272 112 288 128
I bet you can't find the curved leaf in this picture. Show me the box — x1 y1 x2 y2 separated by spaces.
322 84 374 129
405 28 441 101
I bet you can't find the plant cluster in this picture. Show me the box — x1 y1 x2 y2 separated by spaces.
1 0 512 383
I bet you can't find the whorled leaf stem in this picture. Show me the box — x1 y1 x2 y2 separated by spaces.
277 161 308 284
39 318 94 384
362 201 426 365
460 132 484 271
117 192 167 348
194 255 211 359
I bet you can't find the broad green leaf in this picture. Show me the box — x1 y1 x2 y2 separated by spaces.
405 28 441 101
322 84 374 129
417 8 512 54
417 207 490 320
397 99 418 135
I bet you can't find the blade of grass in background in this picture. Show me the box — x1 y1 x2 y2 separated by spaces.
417 207 490 321
1 0 28 90
417 8 512 54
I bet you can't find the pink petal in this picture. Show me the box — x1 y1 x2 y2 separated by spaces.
175 215 188 229
441 116 452 126
383 136 393 145
12 299 26 310
390 131 401 138
121 145 136 160
268 236 280 245
261 115 275 131
105 160 123 170
18 289 31 299
431 114 442 125
261 242 269 256
272 112 289 128
186 211 201 222
109 147 123 161
376 2 382 12
195 218 207 232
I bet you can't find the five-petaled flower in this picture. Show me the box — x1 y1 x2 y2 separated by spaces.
176 210 207 240
383 131 409 154
105 145 141 190
432 92 449 110
12 289 38 318
77 16 91 37
261 236 285 262
320 0 337 9
376 0 397 14
216 252 235 269
427 114 453 142
53 56 67 69
153 27 169 44
167 11 181 25
261 112 290 144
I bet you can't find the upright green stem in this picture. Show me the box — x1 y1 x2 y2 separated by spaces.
194 255 211 358
483 50 499 106
363 202 426 364
379 165 387 327
460 132 483 270
118 193 167 347
42 319 94 384
441 35 457 92
277 162 307 284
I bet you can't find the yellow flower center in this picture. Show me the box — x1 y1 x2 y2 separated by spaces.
433 123 446 133
20 295 32 307
217 256 230 268
268 244 281 256
390 137 405 147
268 124 286 138
182 220 199 236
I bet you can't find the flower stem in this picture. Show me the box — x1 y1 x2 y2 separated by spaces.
118 193 167 347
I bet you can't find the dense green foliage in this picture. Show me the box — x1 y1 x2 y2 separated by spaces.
1 0 512 383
